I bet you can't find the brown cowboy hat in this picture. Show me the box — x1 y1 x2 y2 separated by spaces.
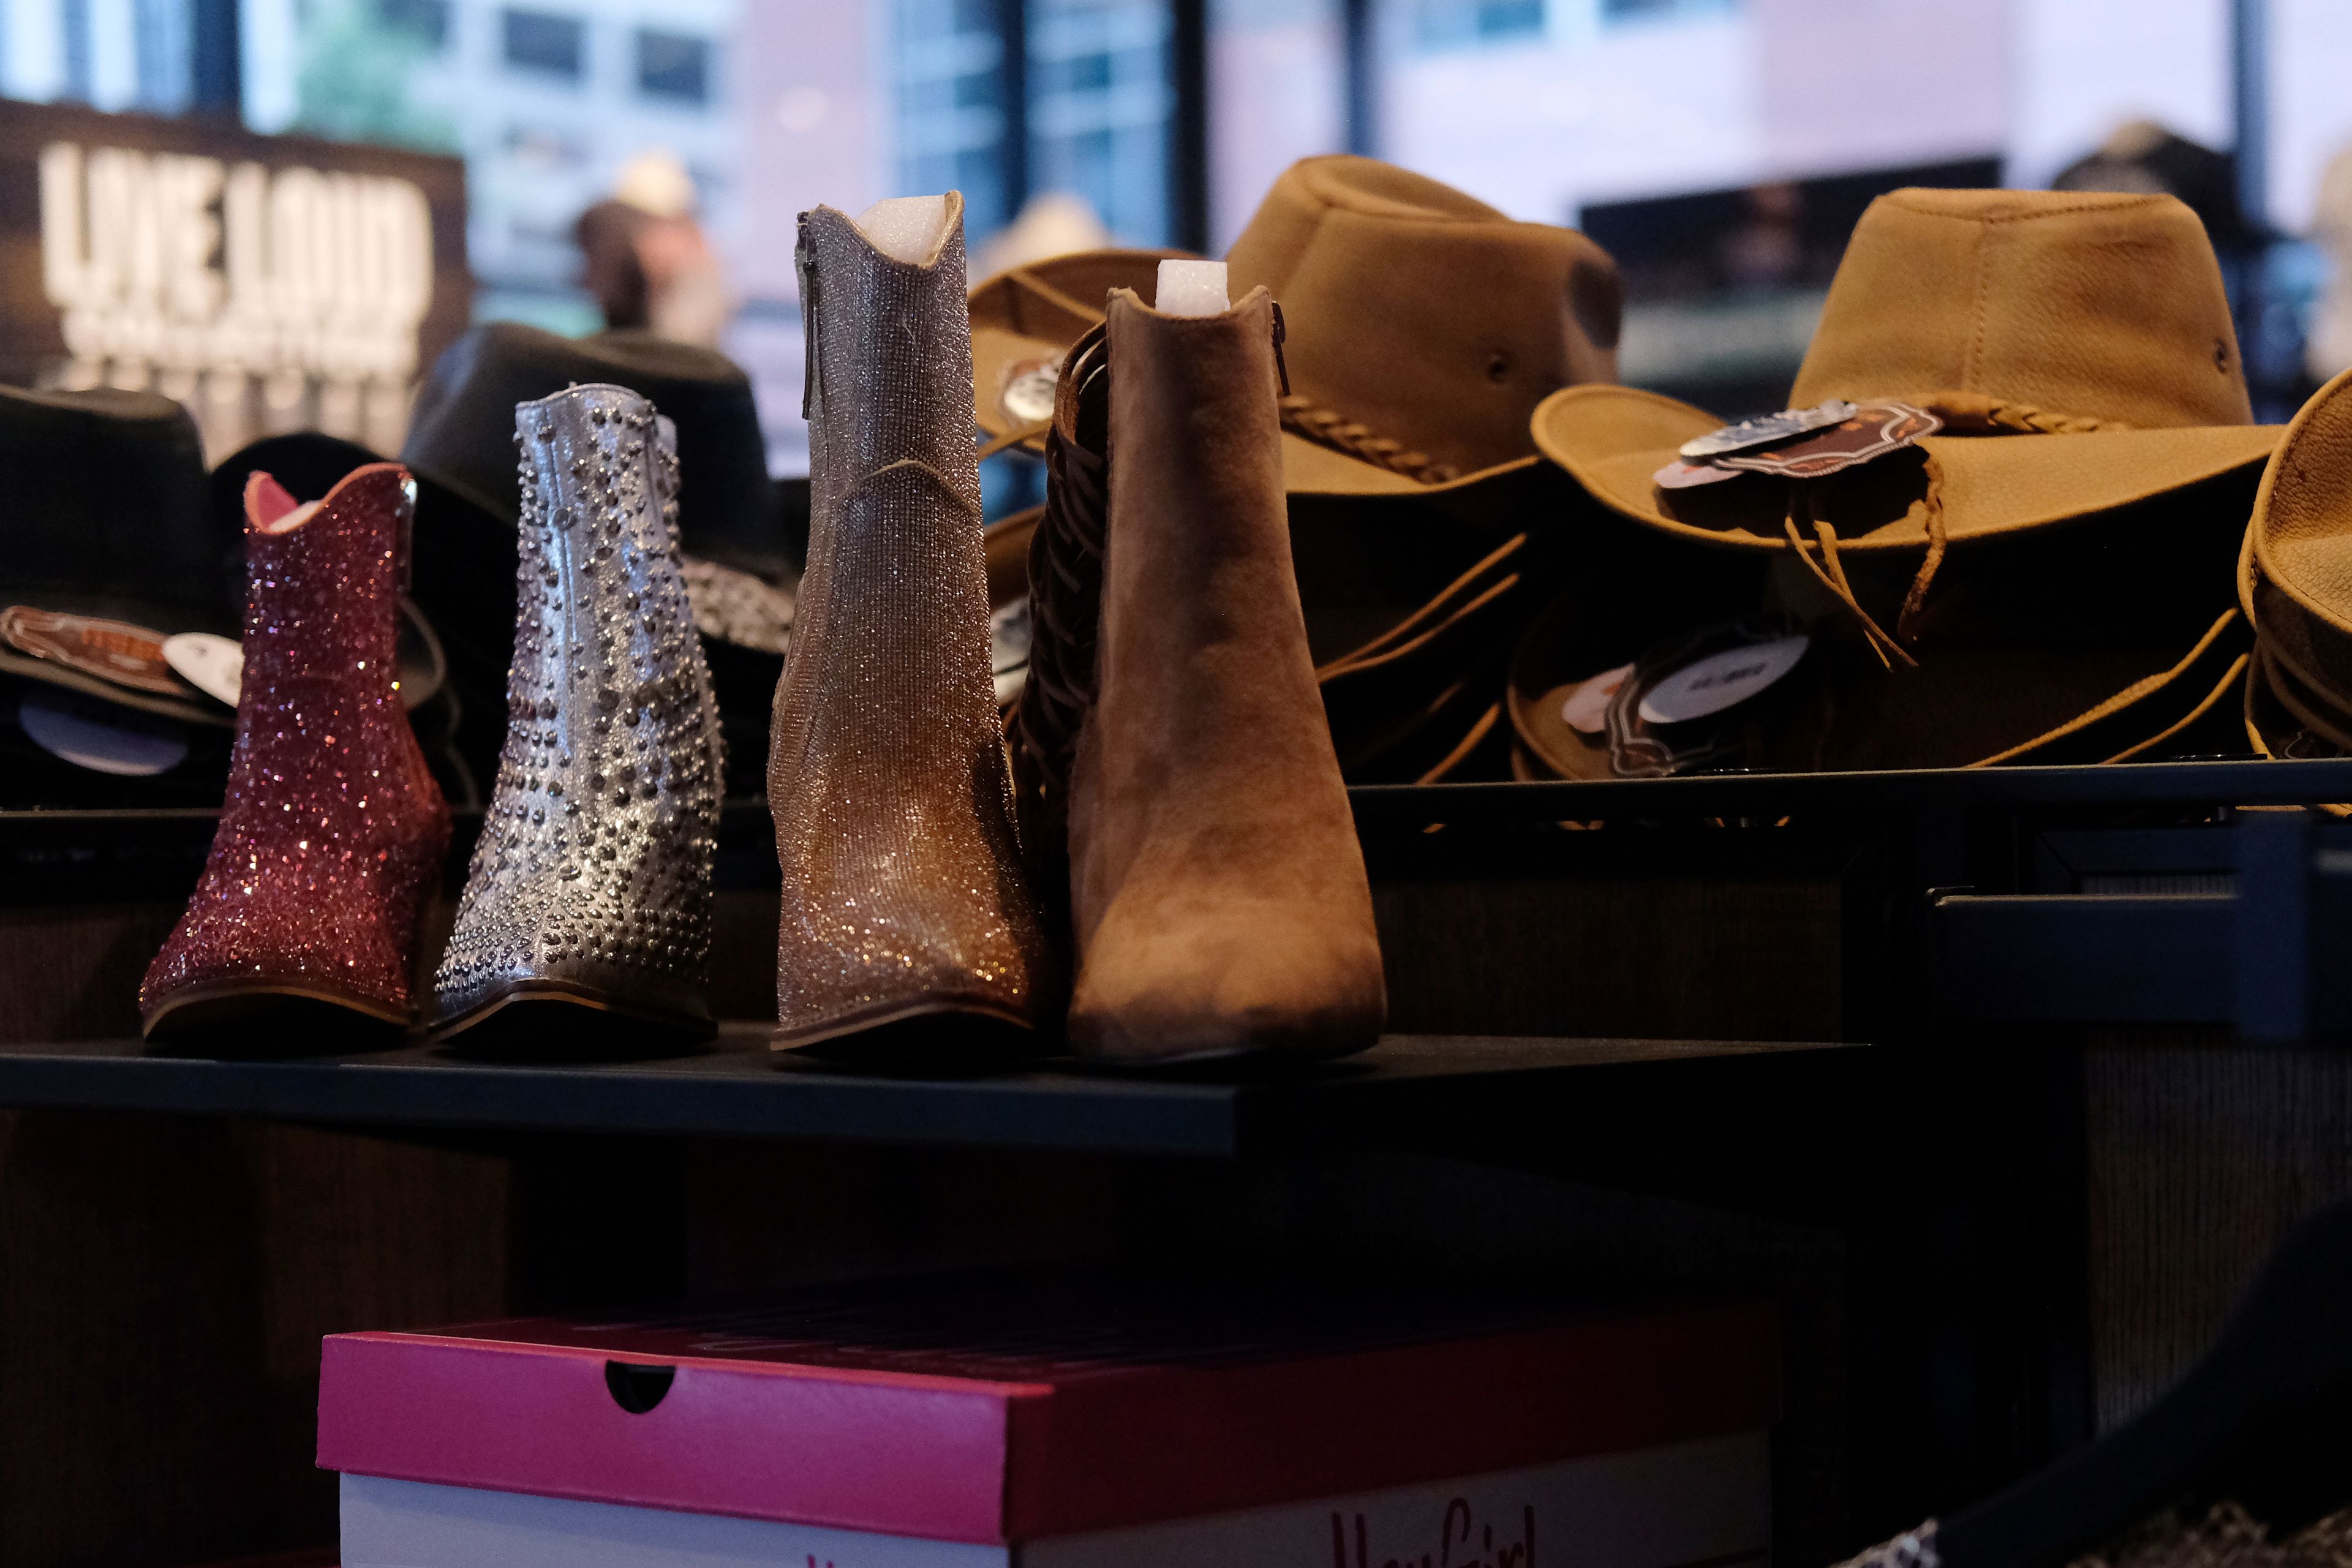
971 155 1623 499
1534 189 2278 558
2239 364 2352 763
986 318 1566 782
1515 189 2281 779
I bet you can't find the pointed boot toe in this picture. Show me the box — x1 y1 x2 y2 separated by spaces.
141 465 451 1042
1069 891 1385 1063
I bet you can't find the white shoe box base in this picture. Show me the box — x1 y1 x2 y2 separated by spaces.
342 1430 1769 1568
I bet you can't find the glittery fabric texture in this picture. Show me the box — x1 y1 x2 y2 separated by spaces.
769 196 1055 1047
140 464 451 1031
429 384 723 1033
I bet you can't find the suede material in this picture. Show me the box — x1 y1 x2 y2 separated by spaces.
1535 189 2278 553
1792 189 2250 428
1228 156 1621 484
2248 366 2352 712
1067 288 1385 1061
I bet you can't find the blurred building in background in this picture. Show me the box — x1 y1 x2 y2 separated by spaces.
7 0 2352 457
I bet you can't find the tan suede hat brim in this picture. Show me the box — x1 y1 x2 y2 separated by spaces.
1533 384 2282 551
971 251 1538 499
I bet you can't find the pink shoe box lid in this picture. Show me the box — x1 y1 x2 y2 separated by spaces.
318 1272 1777 1544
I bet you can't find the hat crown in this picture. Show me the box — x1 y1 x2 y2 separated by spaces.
1790 187 2252 431
1228 155 1621 478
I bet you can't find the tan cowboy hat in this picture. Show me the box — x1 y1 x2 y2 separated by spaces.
1512 189 2291 780
986 315 1564 782
971 155 1623 500
1534 188 2278 564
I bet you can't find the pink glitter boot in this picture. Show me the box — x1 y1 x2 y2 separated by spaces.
141 464 451 1038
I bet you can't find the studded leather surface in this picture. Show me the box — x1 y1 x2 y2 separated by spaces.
430 384 723 1027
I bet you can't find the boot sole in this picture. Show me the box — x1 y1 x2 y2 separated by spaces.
141 980 411 1045
425 980 717 1049
772 995 1041 1065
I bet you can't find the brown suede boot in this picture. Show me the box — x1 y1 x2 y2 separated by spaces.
1054 287 1385 1063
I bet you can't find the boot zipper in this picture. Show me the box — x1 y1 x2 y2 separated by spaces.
796 214 822 420
1270 301 1291 396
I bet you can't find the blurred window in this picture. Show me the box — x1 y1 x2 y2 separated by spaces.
61 0 92 100
1029 0 1172 242
134 0 195 110
502 8 584 78
379 0 453 48
1208 0 1344 249
1601 0 1733 20
638 29 711 102
1414 0 1541 51
894 0 1012 232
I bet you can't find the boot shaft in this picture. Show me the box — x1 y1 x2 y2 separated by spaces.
430 382 722 1033
241 464 408 697
796 198 981 514
768 194 1057 1046
510 386 706 738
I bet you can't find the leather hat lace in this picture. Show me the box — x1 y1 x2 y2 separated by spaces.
1008 326 1111 809
1785 391 2127 662
1278 393 1461 484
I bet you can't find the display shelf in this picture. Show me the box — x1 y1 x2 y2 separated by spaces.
0 1026 1858 1160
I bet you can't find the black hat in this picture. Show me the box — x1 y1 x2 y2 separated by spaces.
0 385 237 728
403 322 786 572
400 323 796 796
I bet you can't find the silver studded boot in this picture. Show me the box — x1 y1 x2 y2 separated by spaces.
768 193 1057 1055
427 384 723 1041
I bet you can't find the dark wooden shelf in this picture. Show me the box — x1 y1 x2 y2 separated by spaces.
0 1026 1860 1161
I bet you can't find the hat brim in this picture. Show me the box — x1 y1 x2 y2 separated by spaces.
1533 384 2283 551
971 251 1538 500
1510 591 2251 780
2245 643 2352 780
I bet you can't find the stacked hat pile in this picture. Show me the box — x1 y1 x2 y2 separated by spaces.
2239 366 2352 760
971 156 1622 783
1511 187 2280 778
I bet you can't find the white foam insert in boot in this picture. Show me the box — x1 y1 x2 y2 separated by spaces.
1155 260 1229 316
855 195 952 262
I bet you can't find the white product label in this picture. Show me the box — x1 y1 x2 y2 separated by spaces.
1560 663 1634 734
1637 636 1808 725
162 633 243 707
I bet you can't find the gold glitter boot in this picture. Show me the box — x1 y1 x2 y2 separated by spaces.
767 194 1056 1055
427 384 724 1042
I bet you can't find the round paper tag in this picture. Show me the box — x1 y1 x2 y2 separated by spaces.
1637 636 1809 725
163 633 243 707
1653 458 1744 491
1000 361 1058 426
1560 663 1634 734
19 692 191 775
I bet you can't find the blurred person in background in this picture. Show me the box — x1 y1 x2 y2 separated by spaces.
576 150 735 349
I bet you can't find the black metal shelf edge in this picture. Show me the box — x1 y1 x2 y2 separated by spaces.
0 1027 1858 1158
1350 756 2352 827
10 757 2352 845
